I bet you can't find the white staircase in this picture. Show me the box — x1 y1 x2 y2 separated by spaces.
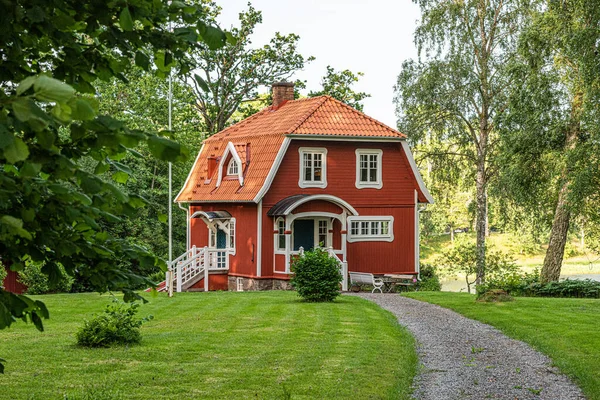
159 246 228 293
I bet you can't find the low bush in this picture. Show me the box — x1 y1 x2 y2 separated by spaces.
76 300 153 347
290 248 342 302
477 289 514 302
0 263 7 284
18 262 73 294
417 264 442 291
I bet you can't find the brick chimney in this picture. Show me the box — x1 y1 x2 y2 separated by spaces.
272 82 294 109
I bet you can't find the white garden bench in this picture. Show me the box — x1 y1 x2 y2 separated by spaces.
349 272 384 293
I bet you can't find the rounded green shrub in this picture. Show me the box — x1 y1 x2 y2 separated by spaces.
417 264 442 291
18 262 73 294
290 248 343 302
76 300 153 347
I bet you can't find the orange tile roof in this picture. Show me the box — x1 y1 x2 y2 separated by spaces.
176 96 406 203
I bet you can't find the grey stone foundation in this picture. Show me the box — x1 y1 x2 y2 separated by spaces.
228 276 294 291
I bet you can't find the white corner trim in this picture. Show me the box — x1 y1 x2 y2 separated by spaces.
355 148 383 189
298 147 328 189
401 141 434 204
414 189 420 275
281 194 359 216
175 143 205 203
253 137 291 203
216 142 244 187
256 200 262 277
347 215 394 243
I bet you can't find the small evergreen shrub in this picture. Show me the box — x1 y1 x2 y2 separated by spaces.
76 300 153 347
417 264 442 291
290 248 343 302
18 262 73 294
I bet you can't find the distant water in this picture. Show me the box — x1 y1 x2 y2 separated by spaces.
441 273 600 293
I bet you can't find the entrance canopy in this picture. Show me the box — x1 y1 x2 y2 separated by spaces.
267 194 358 217
190 210 232 221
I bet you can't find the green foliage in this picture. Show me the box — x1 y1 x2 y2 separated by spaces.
417 264 442 292
76 300 152 348
437 239 519 293
0 0 226 372
290 248 343 302
476 289 514 303
0 264 6 284
188 3 314 134
18 262 73 295
308 66 370 111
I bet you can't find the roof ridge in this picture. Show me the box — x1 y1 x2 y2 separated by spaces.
295 95 406 138
287 96 330 134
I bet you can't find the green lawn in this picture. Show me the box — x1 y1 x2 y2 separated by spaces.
404 292 600 400
0 291 416 399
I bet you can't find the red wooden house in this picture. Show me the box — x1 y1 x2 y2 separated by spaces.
169 82 432 292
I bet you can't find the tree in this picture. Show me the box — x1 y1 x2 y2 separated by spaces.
0 0 226 372
497 0 600 282
395 0 531 284
188 3 313 135
308 66 370 111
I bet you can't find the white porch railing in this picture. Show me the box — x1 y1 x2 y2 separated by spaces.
297 246 348 291
164 246 229 293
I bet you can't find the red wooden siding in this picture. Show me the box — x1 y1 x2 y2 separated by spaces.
2 268 27 294
188 274 229 291
347 206 415 274
190 203 257 277
292 200 342 214
263 140 418 208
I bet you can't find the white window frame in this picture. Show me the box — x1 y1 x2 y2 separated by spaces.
355 149 383 189
347 216 394 242
275 217 286 253
227 158 239 176
207 218 236 255
298 147 327 188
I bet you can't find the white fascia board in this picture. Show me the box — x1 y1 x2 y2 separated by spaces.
286 134 404 142
253 137 291 203
175 142 205 203
401 141 434 204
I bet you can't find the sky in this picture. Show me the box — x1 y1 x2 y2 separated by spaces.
217 0 422 128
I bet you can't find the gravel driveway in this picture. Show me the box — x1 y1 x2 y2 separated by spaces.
351 293 585 400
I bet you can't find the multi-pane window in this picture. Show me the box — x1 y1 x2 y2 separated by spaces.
317 220 328 247
227 158 239 175
355 149 383 189
229 220 235 249
299 148 327 188
348 217 393 242
277 219 286 250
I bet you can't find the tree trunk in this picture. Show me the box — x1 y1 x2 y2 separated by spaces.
485 191 490 237
540 93 581 283
541 186 571 283
475 158 487 285
450 224 455 242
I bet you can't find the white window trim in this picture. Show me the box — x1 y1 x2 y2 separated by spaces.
347 216 394 242
274 217 286 254
298 147 327 189
227 158 239 176
207 218 236 255
355 149 383 189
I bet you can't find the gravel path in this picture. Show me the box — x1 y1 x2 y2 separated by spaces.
351 293 585 400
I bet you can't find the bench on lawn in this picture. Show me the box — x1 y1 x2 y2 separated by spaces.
349 272 384 293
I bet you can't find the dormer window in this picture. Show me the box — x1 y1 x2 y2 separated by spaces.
298 147 327 188
227 158 239 176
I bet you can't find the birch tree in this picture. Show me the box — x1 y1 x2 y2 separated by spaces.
395 0 531 283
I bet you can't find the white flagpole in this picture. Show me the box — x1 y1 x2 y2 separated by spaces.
167 16 174 298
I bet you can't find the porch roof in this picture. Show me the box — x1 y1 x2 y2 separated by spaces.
266 195 309 217
190 210 232 221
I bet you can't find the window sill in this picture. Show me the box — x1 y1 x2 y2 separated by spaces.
298 180 327 189
355 181 383 189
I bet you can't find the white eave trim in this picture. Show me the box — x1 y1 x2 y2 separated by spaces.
216 141 244 187
253 137 291 203
281 194 358 216
401 141 434 204
285 134 405 142
175 142 205 203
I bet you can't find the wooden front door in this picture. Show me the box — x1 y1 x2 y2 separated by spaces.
293 219 314 251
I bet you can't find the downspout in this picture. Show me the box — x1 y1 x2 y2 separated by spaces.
178 202 190 250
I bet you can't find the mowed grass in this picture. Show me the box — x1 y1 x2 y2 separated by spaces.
404 292 600 400
0 291 417 399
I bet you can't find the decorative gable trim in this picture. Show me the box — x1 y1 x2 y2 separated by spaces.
216 142 244 187
401 141 434 204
